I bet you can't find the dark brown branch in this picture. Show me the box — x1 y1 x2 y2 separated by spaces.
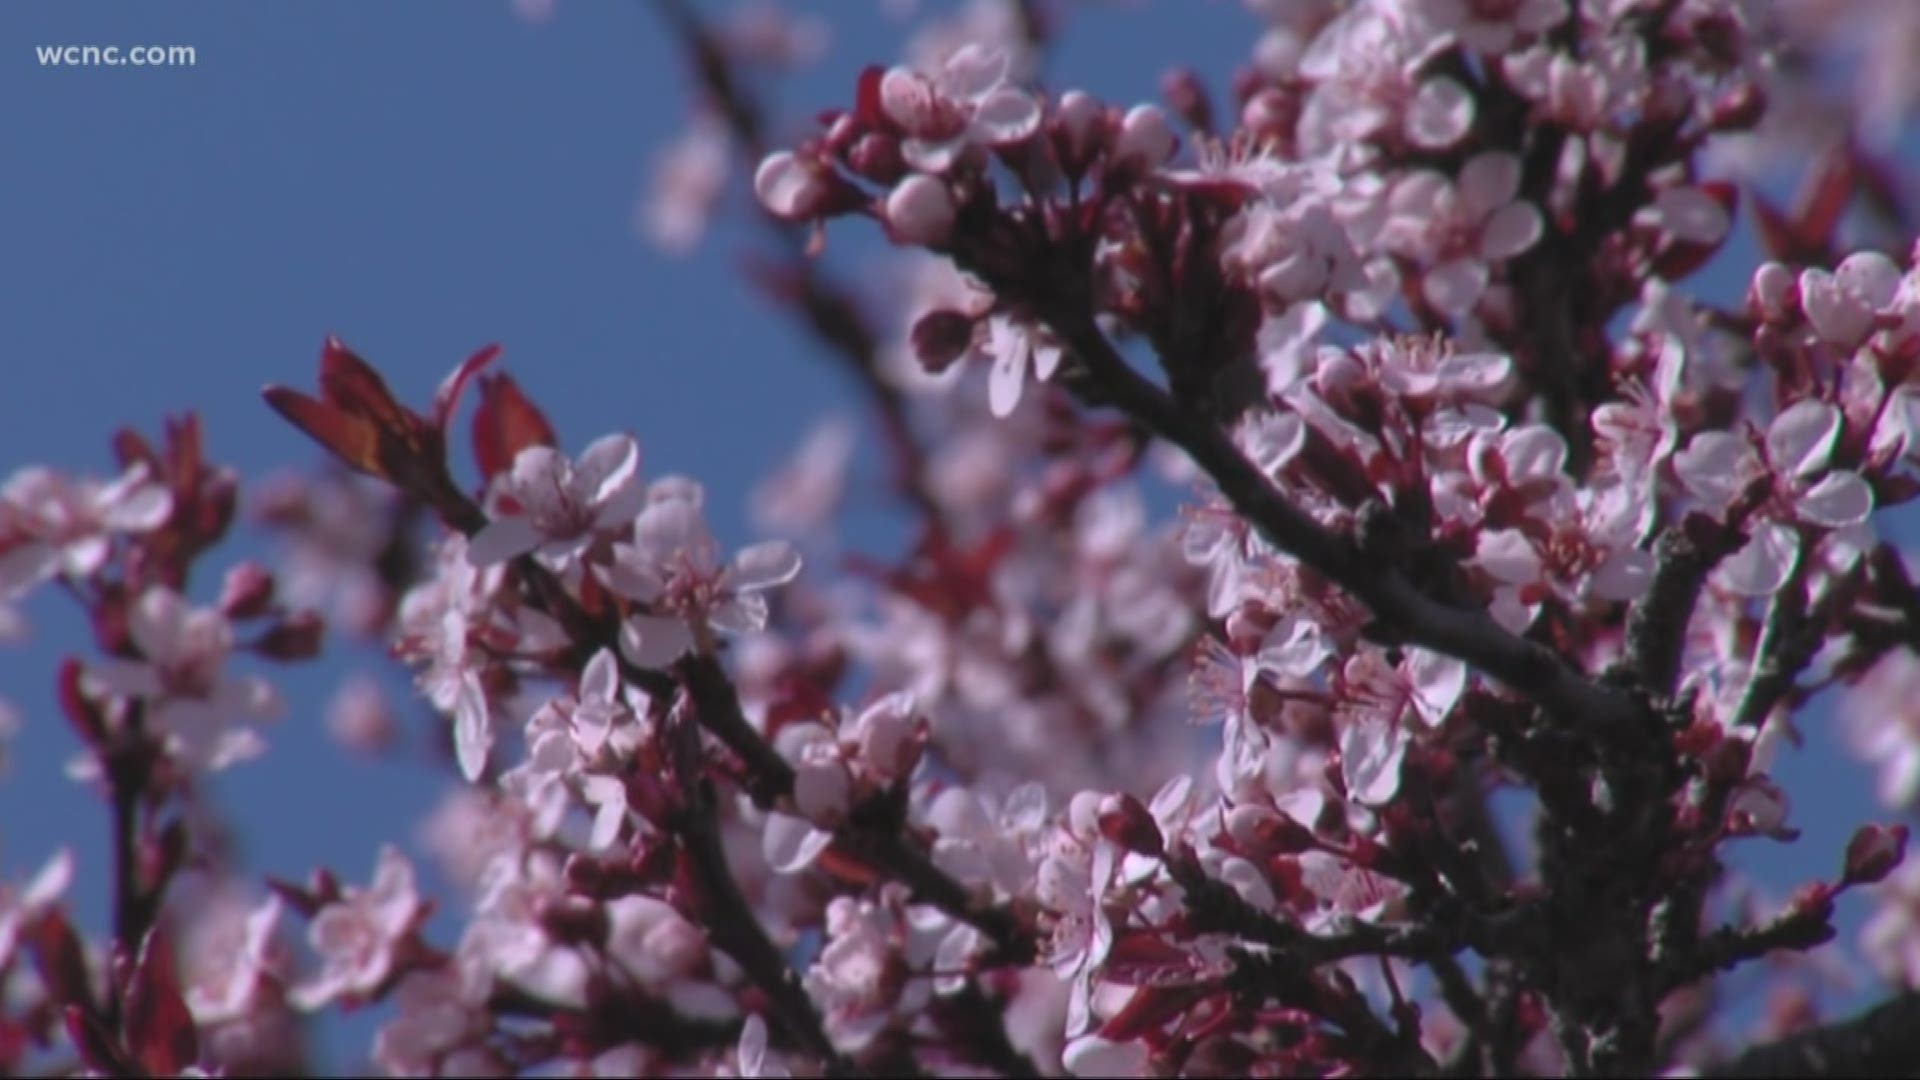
665 696 861 1077
1705 991 1920 1078
1617 516 1740 698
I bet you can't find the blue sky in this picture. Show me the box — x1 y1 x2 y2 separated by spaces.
0 0 1908 1069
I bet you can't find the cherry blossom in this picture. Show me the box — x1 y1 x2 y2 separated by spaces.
290 846 425 1010
0 462 171 597
603 486 803 665
84 587 284 773
878 43 1042 173
1382 152 1545 314
1674 399 1875 595
467 435 644 573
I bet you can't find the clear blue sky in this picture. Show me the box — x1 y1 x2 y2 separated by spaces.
0 0 1905 1068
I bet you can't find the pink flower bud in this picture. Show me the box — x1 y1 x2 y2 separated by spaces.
1750 261 1797 323
754 151 829 220
1054 89 1105 159
218 562 276 620
1114 104 1176 171
1842 823 1908 886
884 174 956 246
794 756 853 826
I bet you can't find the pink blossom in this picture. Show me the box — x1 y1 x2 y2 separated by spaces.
1297 6 1476 153
85 587 284 773
183 892 287 1025
603 486 803 665
1800 252 1904 352
0 462 171 597
467 435 644 572
1674 399 1875 595
1383 152 1544 314
291 846 425 1009
879 43 1042 173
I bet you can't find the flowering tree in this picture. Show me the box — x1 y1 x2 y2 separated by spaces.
7 0 1920 1076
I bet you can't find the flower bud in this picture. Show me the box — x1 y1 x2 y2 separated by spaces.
219 562 276 620
755 151 829 220
1054 89 1105 162
911 309 977 373
1750 261 1798 323
1842 823 1908 886
884 174 956 247
1114 104 1176 172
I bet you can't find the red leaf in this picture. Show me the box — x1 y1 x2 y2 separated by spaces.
433 343 503 435
1794 147 1855 253
262 387 390 480
1749 191 1808 263
318 337 412 437
472 372 557 483
123 927 199 1077
27 912 94 1012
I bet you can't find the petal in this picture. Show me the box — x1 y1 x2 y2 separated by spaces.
466 516 541 567
726 541 803 592
1801 270 1874 348
752 151 823 219
971 88 1043 145
1406 77 1474 150
1423 258 1489 315
987 344 1027 417
762 813 831 873
1653 187 1730 245
1798 471 1874 527
1458 152 1523 218
1767 399 1841 478
1502 424 1569 480
1719 522 1800 597
1340 717 1407 805
941 43 1009 100
1674 431 1754 508
575 434 641 507
1405 649 1467 723
453 675 493 782
1474 528 1543 585
619 614 693 668
102 483 173 532
1837 251 1903 309
1479 201 1544 260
